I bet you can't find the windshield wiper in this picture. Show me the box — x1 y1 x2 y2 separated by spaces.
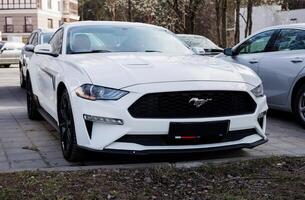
71 49 111 54
145 50 163 53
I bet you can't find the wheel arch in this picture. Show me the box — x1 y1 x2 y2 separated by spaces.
291 76 305 111
57 82 67 110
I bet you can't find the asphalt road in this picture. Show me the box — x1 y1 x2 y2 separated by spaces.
0 65 305 171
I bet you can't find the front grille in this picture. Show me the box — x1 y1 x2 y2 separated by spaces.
128 91 256 118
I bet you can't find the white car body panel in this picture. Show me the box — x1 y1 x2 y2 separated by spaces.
28 21 268 154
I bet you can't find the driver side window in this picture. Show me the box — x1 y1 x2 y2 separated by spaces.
49 29 63 55
238 30 275 54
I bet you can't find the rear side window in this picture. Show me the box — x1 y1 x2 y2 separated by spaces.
40 32 53 44
32 33 39 46
271 29 305 51
27 33 35 45
237 30 275 54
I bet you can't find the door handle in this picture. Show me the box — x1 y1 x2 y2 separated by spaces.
291 58 304 63
249 59 258 64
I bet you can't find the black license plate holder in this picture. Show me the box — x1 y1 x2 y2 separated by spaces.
168 120 230 143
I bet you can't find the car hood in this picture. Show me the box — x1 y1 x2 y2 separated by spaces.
66 53 260 89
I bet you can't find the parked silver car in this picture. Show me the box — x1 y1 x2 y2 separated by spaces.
0 42 24 68
19 29 54 88
218 23 305 127
177 34 223 56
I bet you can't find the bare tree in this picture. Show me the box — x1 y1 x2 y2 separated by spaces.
234 0 240 44
221 0 227 47
244 0 253 37
167 0 204 34
215 0 221 45
128 0 132 21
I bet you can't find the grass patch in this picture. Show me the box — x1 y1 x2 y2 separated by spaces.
0 156 304 199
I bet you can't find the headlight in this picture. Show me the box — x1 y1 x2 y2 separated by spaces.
76 84 129 100
251 84 264 97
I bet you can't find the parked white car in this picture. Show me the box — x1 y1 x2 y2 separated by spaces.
0 42 24 68
218 23 305 127
27 21 268 161
19 29 55 88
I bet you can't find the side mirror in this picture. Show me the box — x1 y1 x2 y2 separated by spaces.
25 44 35 52
223 48 236 56
34 44 58 57
191 47 206 55
1 47 7 53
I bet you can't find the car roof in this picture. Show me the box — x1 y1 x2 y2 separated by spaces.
34 28 56 33
61 21 166 30
3 42 24 46
259 23 305 32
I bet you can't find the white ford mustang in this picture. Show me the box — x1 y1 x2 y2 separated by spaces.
27 21 268 161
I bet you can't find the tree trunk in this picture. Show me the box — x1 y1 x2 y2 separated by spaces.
221 0 227 48
245 0 253 37
215 0 221 45
234 0 240 44
128 0 132 22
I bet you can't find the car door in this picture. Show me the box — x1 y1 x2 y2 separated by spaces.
37 29 64 118
225 30 277 73
258 29 305 106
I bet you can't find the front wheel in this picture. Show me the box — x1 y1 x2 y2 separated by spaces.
26 76 41 120
20 65 26 89
59 90 84 162
293 85 305 128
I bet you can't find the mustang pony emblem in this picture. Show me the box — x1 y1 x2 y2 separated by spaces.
189 98 213 108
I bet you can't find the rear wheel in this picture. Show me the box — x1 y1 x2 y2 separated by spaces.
59 90 84 162
293 85 305 128
26 76 41 120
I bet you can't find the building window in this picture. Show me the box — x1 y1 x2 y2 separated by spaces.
48 19 53 28
5 17 14 33
24 16 33 33
0 0 38 10
48 0 52 9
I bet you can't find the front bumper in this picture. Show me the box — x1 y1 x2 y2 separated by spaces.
69 81 268 153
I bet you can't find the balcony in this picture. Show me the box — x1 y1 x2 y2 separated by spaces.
4 25 14 33
24 25 33 33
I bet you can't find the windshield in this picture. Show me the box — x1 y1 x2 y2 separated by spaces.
0 42 4 49
178 35 220 50
41 32 53 44
66 25 192 54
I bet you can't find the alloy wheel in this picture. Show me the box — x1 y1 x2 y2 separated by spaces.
59 94 73 153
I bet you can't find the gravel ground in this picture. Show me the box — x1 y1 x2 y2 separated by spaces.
0 156 304 200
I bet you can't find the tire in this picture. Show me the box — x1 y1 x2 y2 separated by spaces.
26 76 41 120
58 90 84 162
20 65 26 89
4 64 10 68
293 84 305 128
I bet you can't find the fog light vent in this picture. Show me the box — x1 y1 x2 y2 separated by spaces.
257 111 267 129
83 114 124 125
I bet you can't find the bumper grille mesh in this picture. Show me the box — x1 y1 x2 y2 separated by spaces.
128 91 256 118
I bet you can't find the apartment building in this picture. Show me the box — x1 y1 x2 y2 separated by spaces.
0 0 79 42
